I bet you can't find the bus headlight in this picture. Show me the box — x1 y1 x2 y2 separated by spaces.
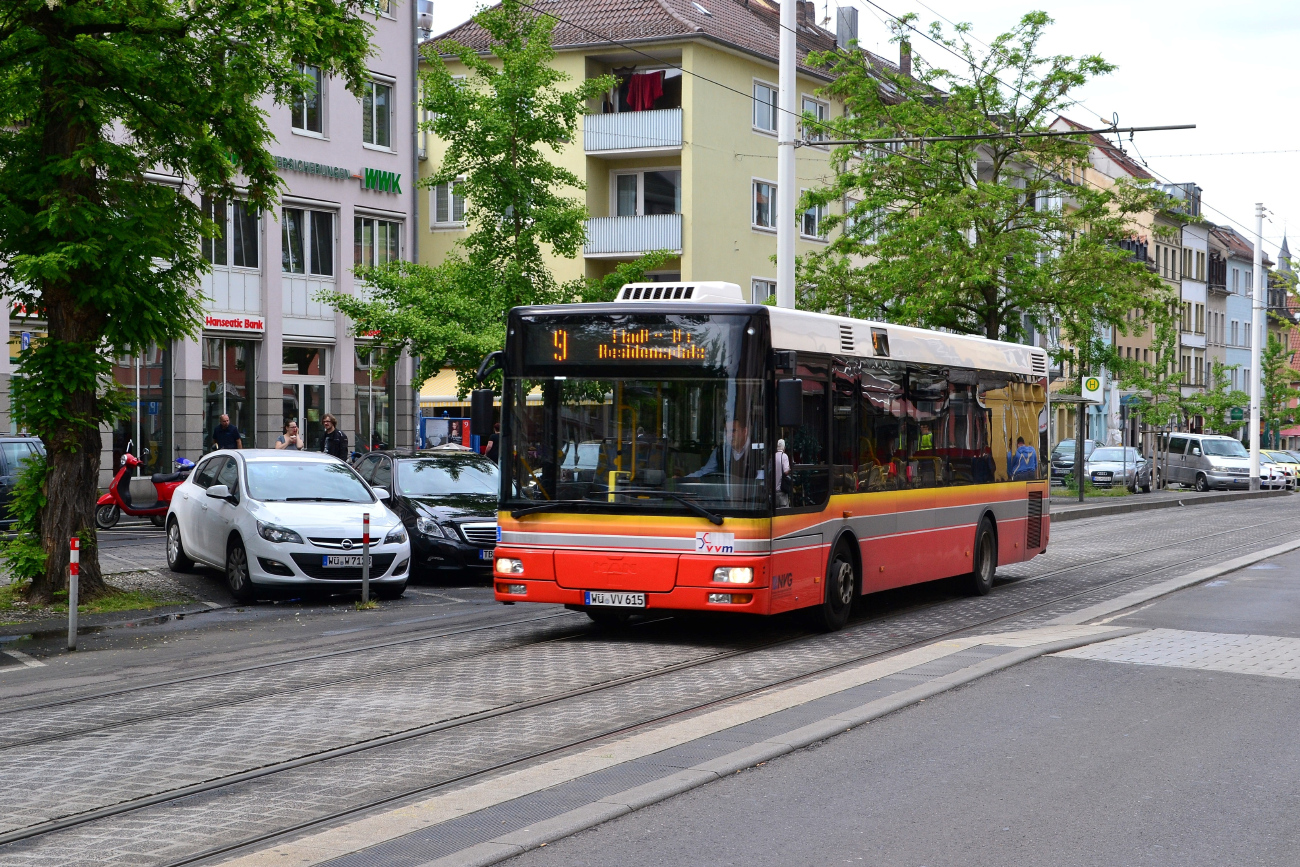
496 558 524 574
713 566 754 584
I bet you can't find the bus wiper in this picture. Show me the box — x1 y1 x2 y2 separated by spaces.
510 499 590 519
617 488 724 525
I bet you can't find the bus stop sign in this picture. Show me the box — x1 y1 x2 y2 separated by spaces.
1082 375 1103 404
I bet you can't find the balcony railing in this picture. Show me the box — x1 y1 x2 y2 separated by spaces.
584 108 682 155
585 214 682 258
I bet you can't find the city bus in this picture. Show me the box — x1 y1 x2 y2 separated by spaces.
478 281 1050 630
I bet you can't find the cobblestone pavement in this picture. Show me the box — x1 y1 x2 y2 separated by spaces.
1 497 1298 866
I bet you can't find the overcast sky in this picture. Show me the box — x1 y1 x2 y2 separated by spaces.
429 0 1298 259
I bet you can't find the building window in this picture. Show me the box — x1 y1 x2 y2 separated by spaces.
612 170 681 216
292 64 323 134
751 278 775 304
203 338 256 453
753 180 775 229
753 81 777 132
431 180 465 225
355 217 401 267
1232 267 1240 293
202 197 259 269
362 79 393 148
802 96 828 142
800 191 827 239
282 208 334 276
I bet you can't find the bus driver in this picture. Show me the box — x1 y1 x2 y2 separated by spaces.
686 418 763 485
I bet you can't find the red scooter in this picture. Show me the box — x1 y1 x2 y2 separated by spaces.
96 445 194 529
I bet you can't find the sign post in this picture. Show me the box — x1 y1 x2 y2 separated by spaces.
68 537 79 652
361 513 370 606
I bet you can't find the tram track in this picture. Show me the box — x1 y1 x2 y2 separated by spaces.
0 515 1283 860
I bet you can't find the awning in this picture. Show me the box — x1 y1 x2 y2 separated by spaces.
419 368 542 407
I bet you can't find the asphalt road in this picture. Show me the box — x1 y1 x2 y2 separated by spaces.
2 497 1300 866
507 540 1300 867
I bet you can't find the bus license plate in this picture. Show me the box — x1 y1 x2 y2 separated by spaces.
323 555 370 567
584 591 645 608
479 549 494 561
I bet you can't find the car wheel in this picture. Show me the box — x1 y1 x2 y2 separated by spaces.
812 542 856 632
964 519 997 596
375 581 407 600
165 517 194 574
95 504 120 530
1142 483 1151 494
225 537 256 603
1195 474 1210 493
150 514 165 528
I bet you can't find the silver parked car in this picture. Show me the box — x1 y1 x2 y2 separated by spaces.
1084 447 1152 492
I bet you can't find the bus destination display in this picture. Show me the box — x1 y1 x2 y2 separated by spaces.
522 316 738 369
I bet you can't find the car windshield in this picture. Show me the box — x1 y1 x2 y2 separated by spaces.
1090 448 1132 462
245 460 375 503
1202 439 1248 457
1054 440 1076 454
398 458 499 496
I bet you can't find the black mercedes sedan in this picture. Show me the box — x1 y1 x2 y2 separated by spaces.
353 449 498 580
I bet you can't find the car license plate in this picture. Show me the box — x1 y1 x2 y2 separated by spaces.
479 549 494 561
322 555 370 567
1094 472 1111 478
584 591 646 608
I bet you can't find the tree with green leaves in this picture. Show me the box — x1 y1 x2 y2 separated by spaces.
801 12 1177 375
1185 360 1249 435
328 0 666 392
0 0 378 601
1261 333 1300 448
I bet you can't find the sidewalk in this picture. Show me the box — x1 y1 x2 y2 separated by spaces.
1051 486 1287 522
215 536 1300 867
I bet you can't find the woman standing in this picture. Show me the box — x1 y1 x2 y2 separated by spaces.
275 420 303 450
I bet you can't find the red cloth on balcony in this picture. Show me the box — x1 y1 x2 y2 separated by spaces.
626 72 664 112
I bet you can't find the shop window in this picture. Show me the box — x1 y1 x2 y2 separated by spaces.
362 79 393 148
282 208 334 276
292 64 323 134
283 346 328 451
356 347 395 452
111 344 172 474
612 170 680 217
355 217 402 267
202 338 256 453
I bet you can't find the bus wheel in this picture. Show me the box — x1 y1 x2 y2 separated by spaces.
586 608 632 629
813 544 856 632
965 520 997 596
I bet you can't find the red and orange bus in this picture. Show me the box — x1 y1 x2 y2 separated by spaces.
481 281 1050 630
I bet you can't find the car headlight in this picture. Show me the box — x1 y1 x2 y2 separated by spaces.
713 566 754 584
415 517 445 538
257 521 303 544
384 526 407 545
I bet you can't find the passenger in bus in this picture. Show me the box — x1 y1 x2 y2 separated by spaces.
774 439 791 507
1007 436 1038 480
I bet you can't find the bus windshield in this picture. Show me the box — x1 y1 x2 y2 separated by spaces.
505 377 769 514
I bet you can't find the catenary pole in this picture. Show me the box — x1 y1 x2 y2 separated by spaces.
775 0 796 309
1249 203 1264 490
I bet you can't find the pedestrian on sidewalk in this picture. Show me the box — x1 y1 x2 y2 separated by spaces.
320 414 349 460
211 413 243 451
275 420 303 450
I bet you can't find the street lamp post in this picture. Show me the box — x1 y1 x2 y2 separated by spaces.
775 0 796 309
1248 203 1264 490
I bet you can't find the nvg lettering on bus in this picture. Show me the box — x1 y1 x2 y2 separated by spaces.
696 532 735 554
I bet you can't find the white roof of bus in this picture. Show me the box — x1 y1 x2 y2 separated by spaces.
615 282 1048 377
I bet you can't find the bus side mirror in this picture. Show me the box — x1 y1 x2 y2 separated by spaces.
777 379 803 428
470 389 495 439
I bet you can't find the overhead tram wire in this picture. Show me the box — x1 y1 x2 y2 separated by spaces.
806 123 1195 148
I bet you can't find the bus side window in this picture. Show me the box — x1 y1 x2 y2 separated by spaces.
859 365 904 492
778 367 829 509
831 371 857 495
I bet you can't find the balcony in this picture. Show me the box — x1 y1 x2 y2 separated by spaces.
1208 253 1227 295
584 109 682 157
585 214 682 259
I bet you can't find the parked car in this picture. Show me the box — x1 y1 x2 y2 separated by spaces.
354 450 498 579
1083 446 1152 493
165 450 411 602
1160 433 1254 492
0 436 45 525
1263 450 1300 490
1050 439 1102 483
1259 451 1294 491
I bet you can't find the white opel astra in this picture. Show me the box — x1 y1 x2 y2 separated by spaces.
165 450 411 602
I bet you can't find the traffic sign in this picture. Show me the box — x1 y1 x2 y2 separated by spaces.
1231 407 1244 421
1082 375 1103 404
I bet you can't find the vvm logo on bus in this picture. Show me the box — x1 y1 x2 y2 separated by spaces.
696 532 735 554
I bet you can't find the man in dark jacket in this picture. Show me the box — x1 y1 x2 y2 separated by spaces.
320 414 349 460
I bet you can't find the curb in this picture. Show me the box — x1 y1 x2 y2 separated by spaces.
1051 488 1287 523
416 630 1145 867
